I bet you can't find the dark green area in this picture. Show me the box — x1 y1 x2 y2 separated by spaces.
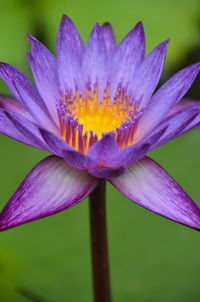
0 0 200 301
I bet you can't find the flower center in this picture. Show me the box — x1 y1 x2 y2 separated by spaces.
60 87 138 153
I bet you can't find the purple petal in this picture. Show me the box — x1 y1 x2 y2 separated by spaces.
110 156 200 230
0 94 34 122
82 23 109 100
149 106 199 151
0 108 48 150
127 40 169 108
104 127 166 168
27 34 59 125
110 22 145 97
40 128 71 156
136 63 200 141
0 63 58 133
0 156 100 231
89 166 126 179
63 150 98 170
101 23 116 58
168 99 198 116
56 15 84 95
88 135 118 163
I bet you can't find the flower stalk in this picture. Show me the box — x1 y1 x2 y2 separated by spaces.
89 181 112 302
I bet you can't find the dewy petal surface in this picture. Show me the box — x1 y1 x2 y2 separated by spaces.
110 157 200 230
0 156 100 231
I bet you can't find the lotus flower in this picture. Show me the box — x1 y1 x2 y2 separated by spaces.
0 15 200 231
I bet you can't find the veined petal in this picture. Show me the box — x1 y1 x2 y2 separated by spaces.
0 63 58 133
104 127 166 168
40 128 71 156
89 166 126 179
0 156 100 231
0 108 48 150
101 23 116 58
27 34 59 125
0 94 34 122
88 135 118 163
110 156 200 230
110 22 145 97
168 99 198 115
82 23 109 101
136 63 200 141
63 150 98 170
127 40 169 108
150 106 199 151
57 15 84 95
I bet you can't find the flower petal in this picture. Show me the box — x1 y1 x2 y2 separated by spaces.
0 156 100 231
110 156 200 230
89 166 126 179
0 93 34 122
104 127 166 168
40 128 71 156
56 15 84 95
27 34 59 125
0 63 58 133
136 63 200 141
82 23 109 100
168 99 198 115
101 23 116 58
88 135 118 163
110 22 145 97
150 105 199 150
0 108 47 150
127 39 169 108
63 150 98 170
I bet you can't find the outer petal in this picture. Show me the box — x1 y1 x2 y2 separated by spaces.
0 94 34 122
82 23 109 101
27 34 59 125
0 156 100 231
168 99 198 115
110 156 200 230
56 15 84 95
0 108 48 150
110 22 145 97
101 23 116 58
127 40 169 108
149 106 199 150
136 63 200 141
0 63 58 133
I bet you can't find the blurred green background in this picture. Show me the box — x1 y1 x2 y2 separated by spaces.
0 0 200 301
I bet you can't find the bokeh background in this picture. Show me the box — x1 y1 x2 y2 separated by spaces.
0 0 200 301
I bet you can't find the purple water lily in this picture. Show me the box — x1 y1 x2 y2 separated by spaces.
0 15 200 231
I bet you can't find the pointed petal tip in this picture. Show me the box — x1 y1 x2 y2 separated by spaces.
102 22 112 28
